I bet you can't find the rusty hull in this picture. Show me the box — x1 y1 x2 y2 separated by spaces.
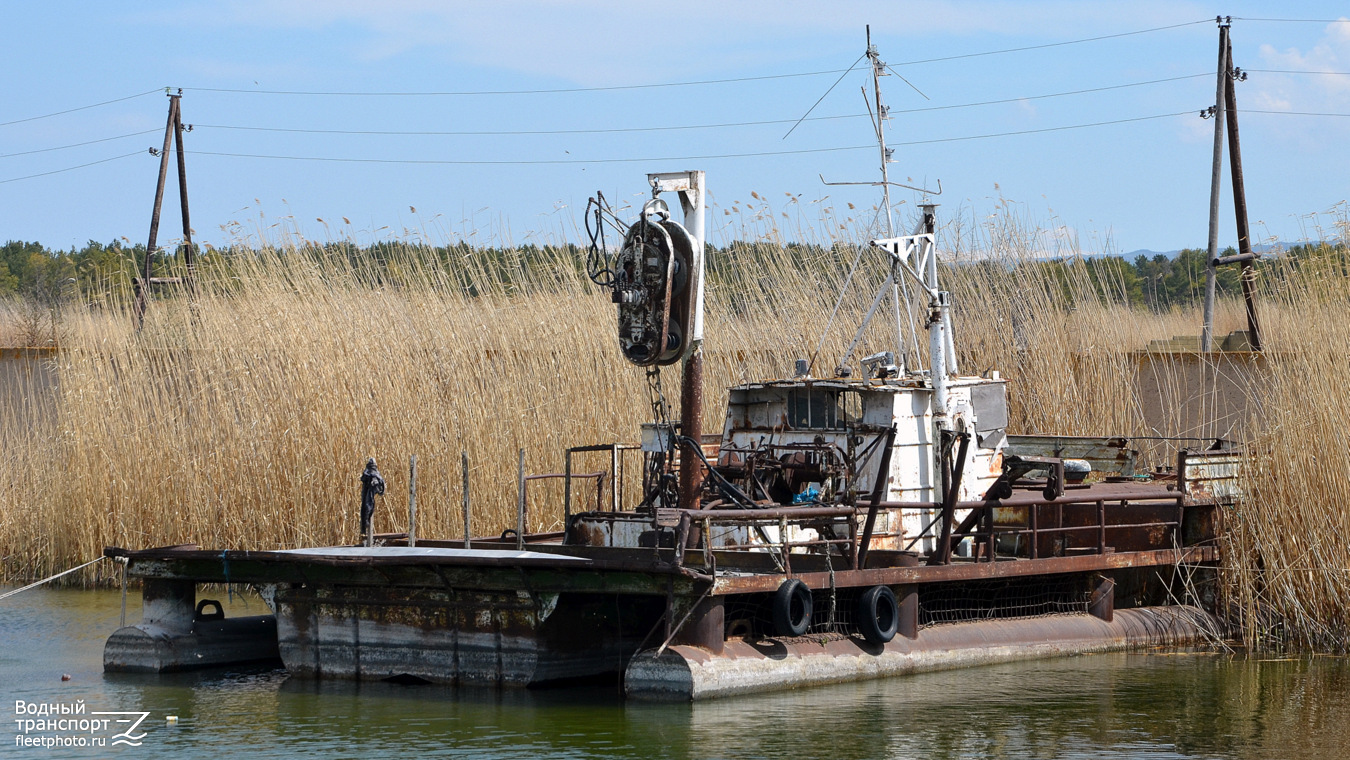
625 605 1219 700
109 545 695 686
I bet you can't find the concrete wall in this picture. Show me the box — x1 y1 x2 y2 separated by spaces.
0 347 59 431
1133 351 1265 443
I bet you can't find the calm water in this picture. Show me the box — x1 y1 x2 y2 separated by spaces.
3 586 1349 759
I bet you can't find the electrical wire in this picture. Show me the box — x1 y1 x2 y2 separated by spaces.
890 73 1210 115
1241 109 1350 117
0 151 144 185
0 89 162 129
0 129 159 159
190 74 1206 138
184 144 877 165
890 110 1193 147
184 67 862 97
1247 68 1350 76
181 21 1212 99
889 19 1212 67
193 113 870 137
1232 17 1350 23
177 110 1194 166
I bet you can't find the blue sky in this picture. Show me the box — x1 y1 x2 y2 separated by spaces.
2 1 1348 254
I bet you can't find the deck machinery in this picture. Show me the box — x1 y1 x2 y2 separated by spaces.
104 171 1239 700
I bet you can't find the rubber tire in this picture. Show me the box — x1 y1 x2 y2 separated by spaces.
772 579 813 638
856 585 899 644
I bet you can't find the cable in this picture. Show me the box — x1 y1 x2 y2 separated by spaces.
181 111 1193 166
1232 17 1350 23
182 22 1212 99
0 151 144 185
191 74 1204 139
889 19 1212 67
1241 109 1350 117
0 129 159 159
891 111 1192 147
1247 68 1350 76
184 67 861 97
0 89 162 129
193 113 869 137
783 52 869 139
891 73 1210 115
183 144 877 165
0 557 105 601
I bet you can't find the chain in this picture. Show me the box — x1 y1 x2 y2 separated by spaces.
643 366 679 505
645 366 673 444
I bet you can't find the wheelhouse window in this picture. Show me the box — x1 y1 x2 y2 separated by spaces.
788 388 846 430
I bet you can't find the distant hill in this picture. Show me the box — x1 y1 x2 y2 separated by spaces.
1122 242 1295 261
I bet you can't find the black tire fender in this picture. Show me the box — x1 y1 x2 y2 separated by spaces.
772 578 813 637
856 585 899 644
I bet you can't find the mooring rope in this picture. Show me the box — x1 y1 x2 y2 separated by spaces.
0 557 105 602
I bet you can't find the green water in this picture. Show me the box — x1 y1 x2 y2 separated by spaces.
3 587 1349 759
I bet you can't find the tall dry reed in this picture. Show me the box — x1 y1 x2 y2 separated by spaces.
2 199 1333 655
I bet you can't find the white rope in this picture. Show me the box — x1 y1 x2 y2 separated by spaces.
0 557 105 601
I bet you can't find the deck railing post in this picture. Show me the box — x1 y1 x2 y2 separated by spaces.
1030 503 1039 559
516 448 526 550
1097 499 1106 555
611 444 620 512
408 455 417 547
564 449 573 522
461 451 471 549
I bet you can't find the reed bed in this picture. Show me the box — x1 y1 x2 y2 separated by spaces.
1 201 1346 653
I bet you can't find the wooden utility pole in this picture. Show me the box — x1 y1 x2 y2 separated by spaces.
1221 37 1262 350
1200 17 1263 352
134 90 196 328
1200 19 1229 353
1198 15 1258 353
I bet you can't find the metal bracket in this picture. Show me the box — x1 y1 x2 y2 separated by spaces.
820 174 942 196
649 171 702 219
871 234 937 298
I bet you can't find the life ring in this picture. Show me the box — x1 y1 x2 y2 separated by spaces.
856 585 898 644
772 579 813 637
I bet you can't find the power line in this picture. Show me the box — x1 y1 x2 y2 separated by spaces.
1232 17 1350 23
891 111 1192 147
191 74 1206 139
0 151 144 185
0 129 159 159
1242 109 1350 117
178 110 1196 166
1247 68 1350 76
181 21 1210 99
891 73 1210 115
184 144 878 166
889 19 1211 67
183 66 864 97
193 113 869 137
0 89 162 129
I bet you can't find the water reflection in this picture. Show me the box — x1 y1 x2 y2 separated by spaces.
4 587 1349 759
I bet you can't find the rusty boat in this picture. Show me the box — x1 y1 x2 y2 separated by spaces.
102 165 1241 700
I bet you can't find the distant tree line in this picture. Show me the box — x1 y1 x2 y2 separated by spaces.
1 237 1346 313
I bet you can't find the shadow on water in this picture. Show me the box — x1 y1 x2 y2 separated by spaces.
5 586 1350 759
